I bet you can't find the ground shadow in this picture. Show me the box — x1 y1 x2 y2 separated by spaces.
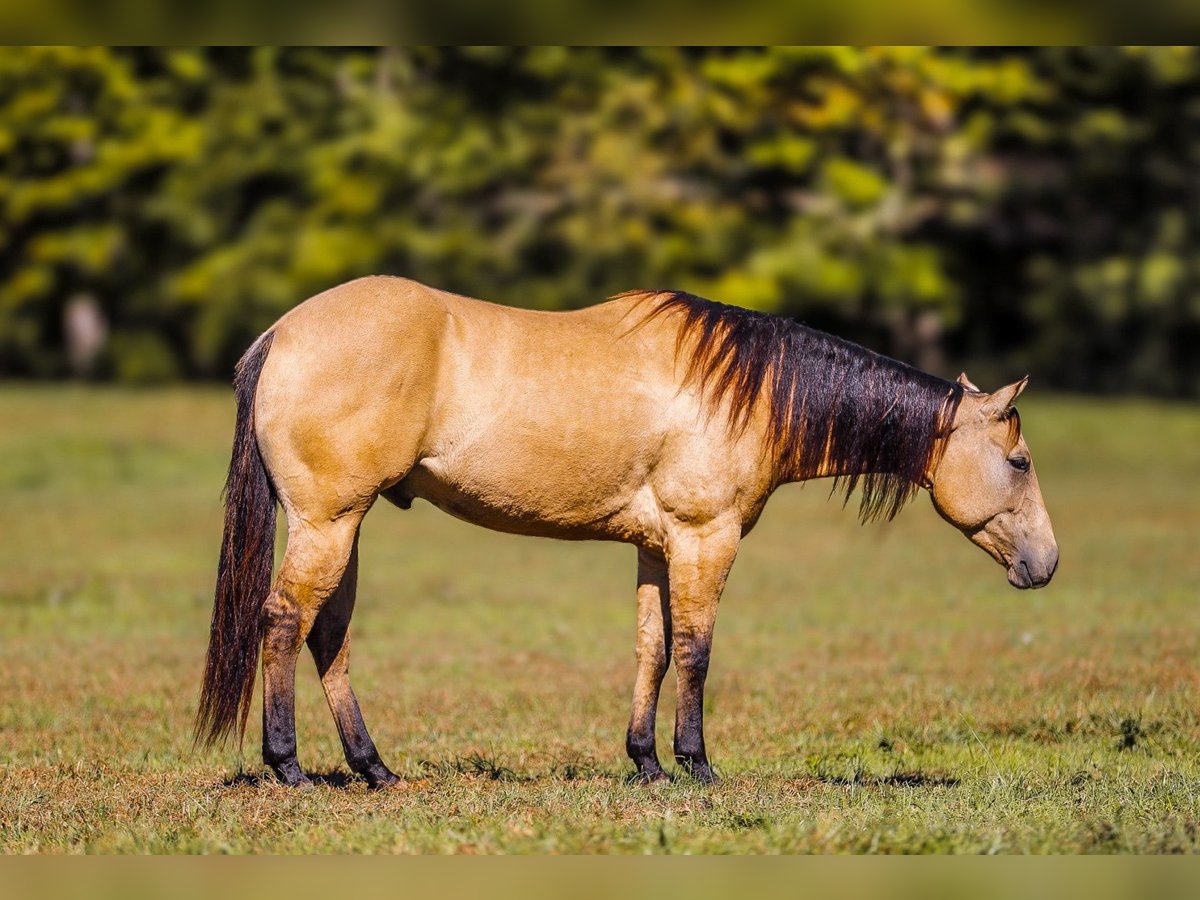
812 770 961 788
220 755 623 790
222 769 362 790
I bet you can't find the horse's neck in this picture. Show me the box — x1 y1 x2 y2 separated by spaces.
770 370 951 491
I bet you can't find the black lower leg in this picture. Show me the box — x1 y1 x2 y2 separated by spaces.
674 635 717 784
307 551 401 790
263 694 310 787
337 695 400 789
262 593 310 787
626 728 668 783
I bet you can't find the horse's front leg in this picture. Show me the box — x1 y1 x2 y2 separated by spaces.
626 547 672 783
666 521 740 785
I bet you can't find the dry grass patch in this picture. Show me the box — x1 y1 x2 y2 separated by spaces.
1 388 1198 852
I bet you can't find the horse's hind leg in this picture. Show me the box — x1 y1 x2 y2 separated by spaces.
261 513 363 787
626 547 672 783
306 532 401 789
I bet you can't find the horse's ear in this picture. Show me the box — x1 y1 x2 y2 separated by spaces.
980 376 1028 419
956 372 981 392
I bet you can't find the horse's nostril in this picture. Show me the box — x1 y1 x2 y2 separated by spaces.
1019 559 1032 585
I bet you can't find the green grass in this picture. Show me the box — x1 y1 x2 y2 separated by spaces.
0 386 1198 853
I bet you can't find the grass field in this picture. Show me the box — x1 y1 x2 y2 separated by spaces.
1 386 1198 853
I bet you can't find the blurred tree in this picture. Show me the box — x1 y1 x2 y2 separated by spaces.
957 46 1200 396
0 47 203 379
0 47 1197 393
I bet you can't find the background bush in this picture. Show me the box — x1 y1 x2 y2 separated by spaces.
2 47 1198 394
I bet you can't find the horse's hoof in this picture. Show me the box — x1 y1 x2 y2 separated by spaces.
626 769 671 786
676 758 720 785
270 760 313 789
364 765 404 791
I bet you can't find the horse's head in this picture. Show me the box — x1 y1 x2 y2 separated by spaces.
929 373 1058 590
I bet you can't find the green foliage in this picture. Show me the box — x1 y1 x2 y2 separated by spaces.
1 47 1199 393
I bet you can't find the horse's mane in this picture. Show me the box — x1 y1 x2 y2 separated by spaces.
628 290 964 522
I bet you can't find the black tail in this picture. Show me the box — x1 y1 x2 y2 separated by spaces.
195 331 277 749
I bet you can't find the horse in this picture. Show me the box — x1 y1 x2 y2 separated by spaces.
196 276 1058 788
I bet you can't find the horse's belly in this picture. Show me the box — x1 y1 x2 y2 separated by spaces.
395 455 657 544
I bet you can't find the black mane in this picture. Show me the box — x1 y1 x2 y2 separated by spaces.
634 291 963 522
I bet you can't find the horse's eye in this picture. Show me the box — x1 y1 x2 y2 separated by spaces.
1008 456 1030 473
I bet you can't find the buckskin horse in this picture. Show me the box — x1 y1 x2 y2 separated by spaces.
196 277 1058 788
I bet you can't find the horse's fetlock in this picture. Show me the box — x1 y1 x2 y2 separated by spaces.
626 730 656 760
266 756 310 788
346 748 382 772
674 739 706 760
263 743 297 768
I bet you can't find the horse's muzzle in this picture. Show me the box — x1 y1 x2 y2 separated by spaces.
1007 548 1059 590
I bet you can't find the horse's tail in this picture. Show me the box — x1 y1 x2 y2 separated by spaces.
195 331 277 749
